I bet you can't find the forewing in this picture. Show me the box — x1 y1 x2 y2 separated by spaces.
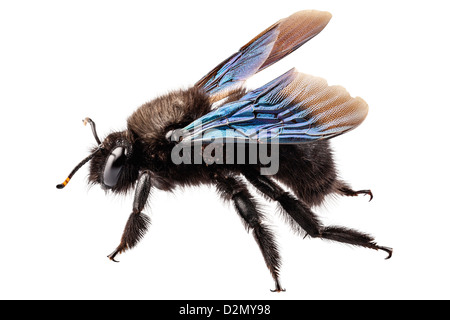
196 10 332 102
182 69 368 144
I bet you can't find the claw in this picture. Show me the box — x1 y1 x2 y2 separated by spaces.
379 246 393 260
355 189 373 202
270 288 286 293
109 257 120 263
270 287 286 293
107 250 120 263
270 281 286 292
340 188 373 202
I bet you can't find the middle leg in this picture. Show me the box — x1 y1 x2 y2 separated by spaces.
214 172 285 292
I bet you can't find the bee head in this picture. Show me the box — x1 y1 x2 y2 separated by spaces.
56 118 139 194
90 131 139 193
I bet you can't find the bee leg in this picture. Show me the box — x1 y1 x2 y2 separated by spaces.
107 171 152 262
243 171 392 259
214 173 285 292
336 181 373 201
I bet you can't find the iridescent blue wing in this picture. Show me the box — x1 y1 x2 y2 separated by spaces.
181 68 368 144
195 10 332 102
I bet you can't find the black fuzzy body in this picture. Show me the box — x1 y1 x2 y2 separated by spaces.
87 86 390 290
122 87 340 206
67 9 393 291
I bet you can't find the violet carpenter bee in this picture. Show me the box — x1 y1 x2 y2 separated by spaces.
57 10 392 292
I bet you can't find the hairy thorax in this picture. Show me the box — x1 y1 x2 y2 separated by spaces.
127 87 211 147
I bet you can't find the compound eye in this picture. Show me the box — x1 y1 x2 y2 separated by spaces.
103 147 127 188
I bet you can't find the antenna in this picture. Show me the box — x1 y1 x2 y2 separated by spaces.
56 117 103 189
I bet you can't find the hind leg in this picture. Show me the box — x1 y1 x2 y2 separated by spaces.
336 180 373 201
243 171 392 259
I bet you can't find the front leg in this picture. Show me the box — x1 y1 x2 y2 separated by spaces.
108 171 152 262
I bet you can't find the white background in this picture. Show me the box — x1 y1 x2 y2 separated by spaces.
1 0 449 300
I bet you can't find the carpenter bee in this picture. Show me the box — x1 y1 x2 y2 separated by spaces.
57 10 392 292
